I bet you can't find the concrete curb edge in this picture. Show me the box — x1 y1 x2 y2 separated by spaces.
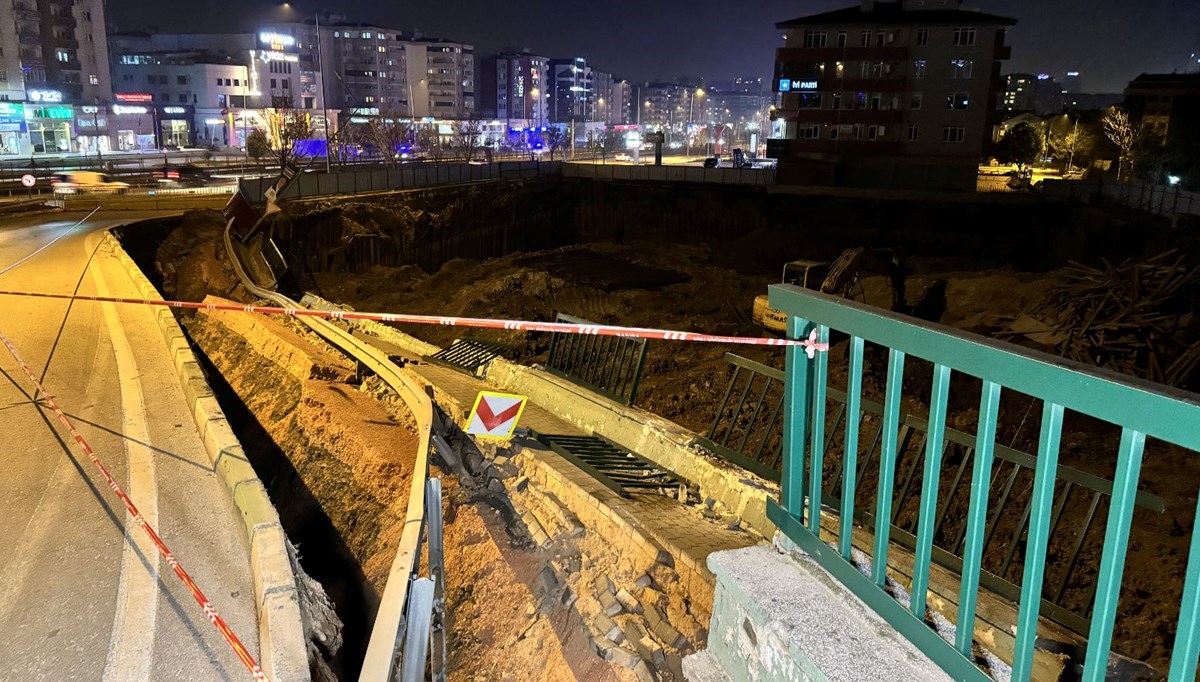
101 230 310 682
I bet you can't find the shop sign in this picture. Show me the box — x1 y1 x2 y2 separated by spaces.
258 31 295 50
112 105 148 115
116 93 154 103
162 106 187 115
31 106 73 120
28 89 62 103
0 102 26 132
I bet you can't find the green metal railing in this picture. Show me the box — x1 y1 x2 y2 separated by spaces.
698 352 1165 637
766 283 1200 681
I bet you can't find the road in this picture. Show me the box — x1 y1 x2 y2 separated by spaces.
0 211 261 680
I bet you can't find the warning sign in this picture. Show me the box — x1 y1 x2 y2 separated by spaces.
465 391 529 440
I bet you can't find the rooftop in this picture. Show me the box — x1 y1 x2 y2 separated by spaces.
777 2 1015 28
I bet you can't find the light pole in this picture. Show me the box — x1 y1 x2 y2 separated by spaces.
1065 113 1079 174
687 88 704 157
315 10 331 172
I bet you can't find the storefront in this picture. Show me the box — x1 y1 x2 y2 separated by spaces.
156 105 194 148
75 105 112 155
0 103 26 155
26 105 74 154
111 99 157 151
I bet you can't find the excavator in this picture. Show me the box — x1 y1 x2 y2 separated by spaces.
752 248 946 334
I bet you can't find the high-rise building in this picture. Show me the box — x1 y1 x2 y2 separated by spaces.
1002 73 1036 111
479 49 549 123
0 0 112 105
1064 71 1083 94
259 17 474 119
548 57 594 123
607 78 634 124
771 0 1015 191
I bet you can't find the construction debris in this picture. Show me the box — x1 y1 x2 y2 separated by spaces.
1008 251 1200 388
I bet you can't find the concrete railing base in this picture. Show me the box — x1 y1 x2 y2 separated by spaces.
683 543 952 682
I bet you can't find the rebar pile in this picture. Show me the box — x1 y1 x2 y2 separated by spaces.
1028 251 1200 387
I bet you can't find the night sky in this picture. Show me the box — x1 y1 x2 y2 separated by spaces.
109 0 1200 93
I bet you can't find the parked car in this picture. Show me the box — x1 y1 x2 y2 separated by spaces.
50 171 129 194
156 164 212 187
613 152 633 162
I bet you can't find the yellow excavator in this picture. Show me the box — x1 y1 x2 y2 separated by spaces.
752 248 919 334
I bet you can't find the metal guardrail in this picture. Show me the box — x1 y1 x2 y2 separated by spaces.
545 313 649 406
562 162 777 186
1041 178 1200 218
237 160 561 203
766 283 1200 681
222 219 438 681
699 352 1164 637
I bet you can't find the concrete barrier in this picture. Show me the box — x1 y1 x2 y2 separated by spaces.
101 231 310 682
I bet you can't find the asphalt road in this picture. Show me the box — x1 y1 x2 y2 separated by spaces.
0 210 261 681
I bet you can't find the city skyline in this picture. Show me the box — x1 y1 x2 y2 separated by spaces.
107 0 1200 92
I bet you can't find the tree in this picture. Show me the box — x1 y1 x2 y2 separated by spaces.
246 128 270 164
545 126 568 161
1102 108 1144 181
263 107 313 168
1048 121 1097 171
362 112 412 166
454 119 484 162
995 123 1043 176
417 124 447 162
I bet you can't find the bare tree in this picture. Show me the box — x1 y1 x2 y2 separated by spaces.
417 124 447 162
545 126 568 161
454 119 484 162
1102 108 1143 181
362 112 413 166
263 106 314 169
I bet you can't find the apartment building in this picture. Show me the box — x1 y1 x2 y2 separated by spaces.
479 50 549 123
771 0 1015 190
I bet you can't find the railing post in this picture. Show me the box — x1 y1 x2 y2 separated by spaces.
1168 488 1200 681
910 362 951 618
1012 401 1064 680
426 478 446 682
1082 428 1146 682
839 336 865 560
955 379 1001 656
807 325 830 533
871 348 906 586
782 314 814 520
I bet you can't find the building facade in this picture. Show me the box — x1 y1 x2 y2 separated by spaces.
549 57 593 123
771 0 1015 190
479 50 549 123
1124 73 1200 178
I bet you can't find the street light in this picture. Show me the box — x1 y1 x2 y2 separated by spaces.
687 87 704 157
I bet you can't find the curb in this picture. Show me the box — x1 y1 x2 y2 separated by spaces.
101 231 310 682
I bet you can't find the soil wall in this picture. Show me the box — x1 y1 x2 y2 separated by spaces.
566 179 1178 273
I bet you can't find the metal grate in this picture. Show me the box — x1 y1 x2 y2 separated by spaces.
546 313 648 406
423 339 507 376
697 352 1166 636
535 432 684 498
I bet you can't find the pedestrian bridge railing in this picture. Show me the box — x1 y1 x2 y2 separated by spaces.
562 162 776 186
766 283 1200 681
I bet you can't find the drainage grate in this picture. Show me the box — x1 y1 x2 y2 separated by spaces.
534 433 684 498
423 339 507 376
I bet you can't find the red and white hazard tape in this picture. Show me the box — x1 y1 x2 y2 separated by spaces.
0 328 270 682
0 290 832 356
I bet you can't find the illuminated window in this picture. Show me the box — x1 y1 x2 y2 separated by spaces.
56 49 68 62
88 74 98 85
951 59 973 79
946 92 969 109
914 60 926 78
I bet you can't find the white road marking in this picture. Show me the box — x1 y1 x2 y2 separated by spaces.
91 248 161 682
